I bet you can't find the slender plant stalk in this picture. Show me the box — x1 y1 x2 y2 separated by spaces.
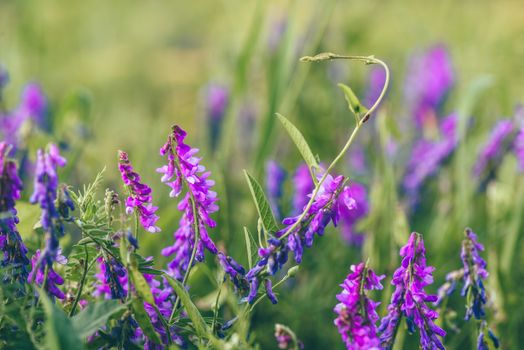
69 247 100 316
278 53 389 241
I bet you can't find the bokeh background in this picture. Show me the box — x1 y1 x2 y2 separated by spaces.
2 0 524 348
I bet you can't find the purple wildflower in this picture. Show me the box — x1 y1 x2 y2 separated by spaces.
334 262 384 350
266 160 287 219
405 45 454 128
205 84 229 150
514 126 524 172
461 228 489 320
477 321 500 350
435 269 464 305
403 113 458 199
0 83 47 147
157 125 219 280
292 163 314 214
378 233 445 350
245 174 357 304
118 150 160 233
142 274 184 348
513 105 524 172
29 249 66 299
274 324 303 349
0 142 30 284
473 119 514 177
93 256 128 300
28 144 68 299
339 182 368 246
217 252 247 292
0 65 8 92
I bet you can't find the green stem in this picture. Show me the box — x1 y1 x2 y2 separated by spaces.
168 192 201 324
69 245 89 316
211 282 224 333
278 53 389 241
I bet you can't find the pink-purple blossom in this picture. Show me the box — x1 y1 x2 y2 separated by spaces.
334 262 384 350
157 125 219 279
118 150 160 233
0 142 29 284
378 232 445 350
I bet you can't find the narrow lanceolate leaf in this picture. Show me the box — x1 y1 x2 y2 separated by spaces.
72 300 127 339
165 275 209 339
338 83 368 121
40 290 83 350
276 113 320 173
131 298 161 344
243 170 279 234
129 255 156 306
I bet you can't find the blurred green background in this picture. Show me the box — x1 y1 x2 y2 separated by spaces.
2 0 524 348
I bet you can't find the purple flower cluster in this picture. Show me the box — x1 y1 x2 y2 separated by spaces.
245 174 357 304
292 164 314 214
333 262 384 350
93 256 128 300
378 233 445 350
404 45 454 128
338 182 369 246
403 113 458 199
217 252 247 291
461 228 489 320
143 274 184 348
157 125 219 279
266 160 287 219
28 144 69 299
0 82 47 148
274 324 303 350
473 119 514 177
0 142 30 284
205 84 229 150
118 150 160 233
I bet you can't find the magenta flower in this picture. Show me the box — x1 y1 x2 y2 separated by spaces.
118 150 160 233
403 113 458 199
339 182 369 245
378 233 445 350
245 174 357 304
93 256 128 300
205 84 229 150
404 45 454 128
157 125 219 279
28 144 69 299
292 163 314 214
0 83 47 148
473 119 514 177
0 142 30 284
334 262 384 350
266 160 287 219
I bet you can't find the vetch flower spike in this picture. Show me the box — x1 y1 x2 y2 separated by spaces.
157 125 219 280
334 262 384 350
378 232 445 350
28 144 69 299
118 150 160 233
0 142 30 285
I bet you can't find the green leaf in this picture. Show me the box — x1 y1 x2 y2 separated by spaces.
276 113 319 174
165 275 209 339
131 298 162 344
338 83 368 121
40 290 84 350
72 300 127 339
243 170 279 234
128 255 156 306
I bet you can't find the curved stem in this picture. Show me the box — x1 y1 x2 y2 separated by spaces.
278 53 389 241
